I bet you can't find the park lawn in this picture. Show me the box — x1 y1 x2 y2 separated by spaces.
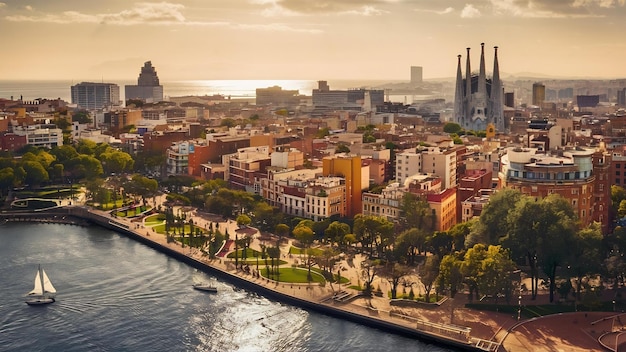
227 248 261 258
152 223 196 234
114 206 150 217
235 258 288 266
289 246 324 257
97 200 125 210
144 214 164 226
261 267 326 284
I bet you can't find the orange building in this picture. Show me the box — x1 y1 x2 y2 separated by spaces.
322 154 362 217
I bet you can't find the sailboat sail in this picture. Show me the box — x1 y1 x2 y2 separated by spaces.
41 269 56 294
25 265 56 305
28 270 43 296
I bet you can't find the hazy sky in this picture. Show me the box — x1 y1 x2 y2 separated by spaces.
1 0 626 81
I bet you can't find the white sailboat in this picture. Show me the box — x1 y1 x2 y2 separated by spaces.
25 264 56 305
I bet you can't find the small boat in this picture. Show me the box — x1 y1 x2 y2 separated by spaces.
26 264 57 306
193 283 217 293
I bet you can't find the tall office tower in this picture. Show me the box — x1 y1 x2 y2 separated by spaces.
71 82 120 110
532 82 545 106
453 43 505 132
410 66 423 85
504 92 515 108
125 61 164 104
617 88 626 106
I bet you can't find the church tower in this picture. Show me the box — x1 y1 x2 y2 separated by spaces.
453 44 505 132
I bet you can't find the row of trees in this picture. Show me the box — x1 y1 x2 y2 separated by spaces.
0 141 135 196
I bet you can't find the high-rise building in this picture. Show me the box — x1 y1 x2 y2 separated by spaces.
410 66 423 85
125 61 164 104
453 43 504 132
504 92 515 108
532 82 545 106
71 82 120 110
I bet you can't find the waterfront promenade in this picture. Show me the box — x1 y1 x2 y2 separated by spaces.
3 198 620 351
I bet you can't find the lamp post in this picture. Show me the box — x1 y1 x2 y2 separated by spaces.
513 269 522 321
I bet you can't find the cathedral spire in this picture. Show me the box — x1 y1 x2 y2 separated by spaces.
465 47 471 101
491 46 504 131
454 54 464 123
478 43 487 97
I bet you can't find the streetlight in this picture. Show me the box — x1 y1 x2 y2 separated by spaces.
513 269 522 321
614 300 616 312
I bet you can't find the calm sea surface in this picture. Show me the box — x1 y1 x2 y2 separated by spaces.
0 79 420 104
0 222 451 352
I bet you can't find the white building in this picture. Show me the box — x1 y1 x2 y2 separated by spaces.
12 124 63 148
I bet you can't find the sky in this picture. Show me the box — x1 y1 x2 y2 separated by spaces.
1 0 626 82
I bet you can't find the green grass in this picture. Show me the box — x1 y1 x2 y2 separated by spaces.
235 258 288 265
261 267 326 284
144 214 164 226
227 248 261 258
289 246 324 256
114 206 150 217
152 223 198 235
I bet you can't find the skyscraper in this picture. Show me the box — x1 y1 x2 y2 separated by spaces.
453 43 504 132
532 82 545 106
71 82 120 110
410 66 423 85
125 61 164 104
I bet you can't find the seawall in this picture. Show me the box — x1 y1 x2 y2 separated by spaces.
4 206 487 352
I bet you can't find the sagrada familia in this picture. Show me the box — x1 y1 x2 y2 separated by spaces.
453 43 505 132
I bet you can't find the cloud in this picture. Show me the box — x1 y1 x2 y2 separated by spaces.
3 1 321 32
0 2 6 9
489 0 623 18
572 0 625 7
461 4 481 18
414 7 454 15
256 0 393 15
6 2 187 25
25 5 33 11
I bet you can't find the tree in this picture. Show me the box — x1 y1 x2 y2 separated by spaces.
443 122 462 134
427 231 454 257
324 221 351 247
438 253 463 298
353 214 395 257
293 222 315 282
381 262 411 299
0 167 15 195
22 160 49 186
236 214 252 228
502 194 578 302
360 259 380 296
461 244 488 301
395 228 427 265
72 110 92 124
100 149 134 174
538 195 578 303
398 193 435 232
275 223 290 244
335 144 351 154
478 245 516 304
569 223 603 300
420 255 441 303
470 188 522 246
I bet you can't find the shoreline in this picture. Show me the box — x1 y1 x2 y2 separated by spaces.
3 206 491 351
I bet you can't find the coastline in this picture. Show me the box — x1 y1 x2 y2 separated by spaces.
3 206 619 352
2 206 488 351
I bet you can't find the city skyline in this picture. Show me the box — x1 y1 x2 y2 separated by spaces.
1 0 626 81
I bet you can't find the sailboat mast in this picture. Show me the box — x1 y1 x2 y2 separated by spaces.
39 265 45 296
